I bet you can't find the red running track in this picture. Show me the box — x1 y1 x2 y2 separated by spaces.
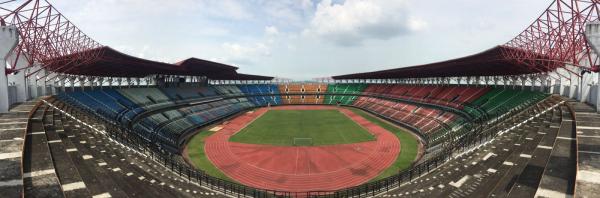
204 105 400 192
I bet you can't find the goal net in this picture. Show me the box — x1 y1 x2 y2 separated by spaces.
293 138 313 146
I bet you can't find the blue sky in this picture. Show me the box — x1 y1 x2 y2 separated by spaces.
53 0 550 80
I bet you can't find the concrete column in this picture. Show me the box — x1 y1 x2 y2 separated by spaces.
539 74 547 92
0 26 19 112
28 68 39 99
597 72 600 112
530 75 536 91
70 77 76 92
6 52 28 103
38 68 47 96
569 73 578 99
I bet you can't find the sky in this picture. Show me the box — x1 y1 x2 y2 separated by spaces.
51 0 550 80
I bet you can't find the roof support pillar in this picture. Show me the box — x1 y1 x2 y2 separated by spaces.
38 68 47 96
568 72 578 99
79 76 86 91
539 74 548 93
0 26 18 112
6 51 28 103
518 75 527 90
529 74 536 91
0 56 9 113
109 77 116 88
28 66 40 98
558 75 566 96
493 76 499 87
509 76 517 90
57 76 65 94
69 77 76 92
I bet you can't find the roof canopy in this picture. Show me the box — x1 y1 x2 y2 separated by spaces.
332 46 554 80
44 47 272 80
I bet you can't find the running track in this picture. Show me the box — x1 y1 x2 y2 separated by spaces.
204 105 400 192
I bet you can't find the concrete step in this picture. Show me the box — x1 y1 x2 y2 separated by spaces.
535 105 576 198
22 104 64 198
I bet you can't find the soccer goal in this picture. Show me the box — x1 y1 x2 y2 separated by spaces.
293 138 313 146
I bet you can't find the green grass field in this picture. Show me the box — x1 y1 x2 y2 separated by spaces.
186 131 234 182
229 109 375 146
347 108 419 181
187 108 419 182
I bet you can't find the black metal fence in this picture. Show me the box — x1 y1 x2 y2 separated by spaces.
43 95 558 198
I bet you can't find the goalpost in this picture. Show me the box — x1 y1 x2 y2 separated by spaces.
292 138 313 146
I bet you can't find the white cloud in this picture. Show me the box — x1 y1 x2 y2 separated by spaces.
408 17 428 31
265 26 280 36
221 42 271 65
304 0 422 46
199 0 253 20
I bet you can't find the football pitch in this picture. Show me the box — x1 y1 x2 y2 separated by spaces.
229 109 375 146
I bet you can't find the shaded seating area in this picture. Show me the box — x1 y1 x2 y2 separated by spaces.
324 84 367 105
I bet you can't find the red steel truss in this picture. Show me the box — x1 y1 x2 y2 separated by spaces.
502 0 600 77
0 0 102 77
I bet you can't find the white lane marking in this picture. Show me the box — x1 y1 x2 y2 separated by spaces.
579 150 600 155
0 152 21 160
0 179 23 187
0 139 22 143
537 145 553 149
578 126 600 130
482 153 495 161
62 181 86 191
66 148 78 152
520 154 532 158
449 175 470 188
535 188 570 198
578 135 600 138
577 170 600 184
23 169 55 178
92 192 111 198
0 122 27 125
27 132 45 135
0 128 26 131
557 137 575 140
48 140 62 143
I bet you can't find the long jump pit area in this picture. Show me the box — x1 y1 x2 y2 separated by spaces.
203 105 401 192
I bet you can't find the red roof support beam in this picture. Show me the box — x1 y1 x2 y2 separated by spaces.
1 0 102 77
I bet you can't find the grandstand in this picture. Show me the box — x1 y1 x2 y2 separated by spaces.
0 0 600 197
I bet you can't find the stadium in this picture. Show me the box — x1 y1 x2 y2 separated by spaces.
0 0 599 198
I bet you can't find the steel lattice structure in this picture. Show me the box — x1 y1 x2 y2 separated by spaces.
502 0 600 77
0 0 102 78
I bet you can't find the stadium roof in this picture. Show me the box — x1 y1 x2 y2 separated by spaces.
332 46 555 80
44 46 273 80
